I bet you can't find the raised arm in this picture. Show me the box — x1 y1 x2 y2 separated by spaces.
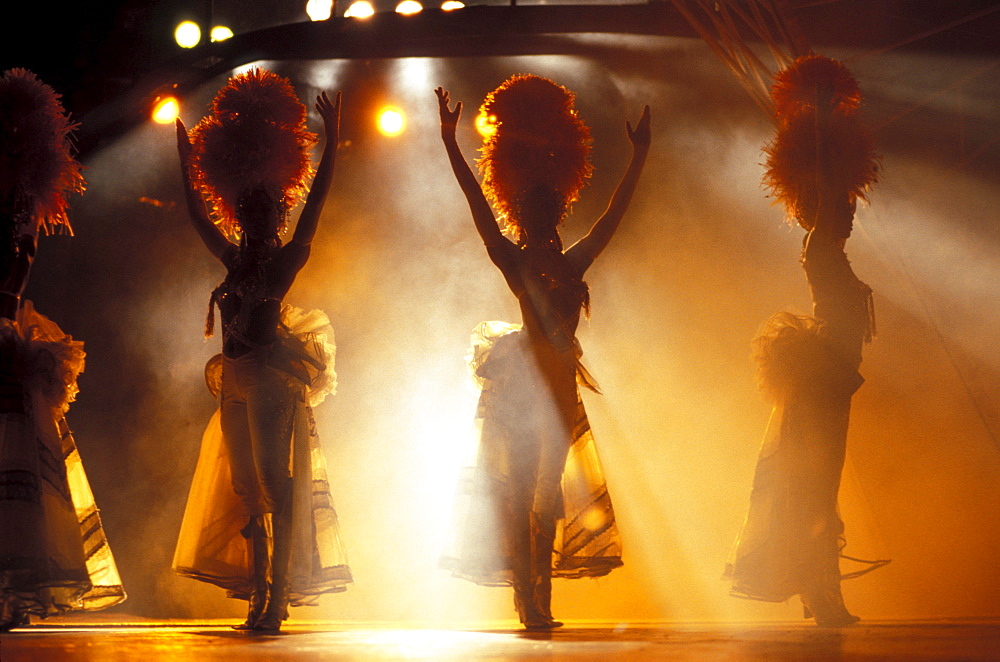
435 87 506 249
567 105 650 273
291 91 341 247
808 98 856 248
176 119 231 261
803 89 857 259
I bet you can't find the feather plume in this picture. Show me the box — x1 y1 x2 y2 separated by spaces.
189 69 315 237
477 75 592 239
770 55 861 119
0 69 83 235
763 109 879 230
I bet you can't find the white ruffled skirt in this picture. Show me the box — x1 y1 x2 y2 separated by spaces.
727 311 885 602
441 321 623 586
0 302 126 624
173 305 352 605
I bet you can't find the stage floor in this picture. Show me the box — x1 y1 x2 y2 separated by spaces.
1 619 998 660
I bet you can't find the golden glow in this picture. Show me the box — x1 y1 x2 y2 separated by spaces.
475 111 497 138
441 0 464 9
377 107 407 137
152 97 180 124
210 25 234 42
395 0 422 14
580 506 607 532
344 1 375 18
306 0 334 20
174 21 201 49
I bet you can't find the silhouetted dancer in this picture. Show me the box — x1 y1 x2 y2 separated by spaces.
727 55 890 627
172 70 351 632
0 69 126 631
436 76 649 629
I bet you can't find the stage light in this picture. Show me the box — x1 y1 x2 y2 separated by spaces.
377 107 407 137
475 111 497 138
441 0 464 9
152 96 180 124
344 1 374 18
395 0 422 15
306 0 333 21
210 26 234 42
174 21 201 49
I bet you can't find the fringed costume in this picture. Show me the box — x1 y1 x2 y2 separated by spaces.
174 70 347 630
173 305 352 604
441 318 623 585
727 56 888 626
0 69 125 629
437 75 644 629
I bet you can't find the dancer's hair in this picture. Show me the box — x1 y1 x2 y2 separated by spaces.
477 74 592 241
188 69 316 238
762 55 879 231
0 69 84 235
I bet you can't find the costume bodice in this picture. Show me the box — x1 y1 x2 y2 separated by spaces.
213 241 307 358
489 241 589 354
803 234 873 368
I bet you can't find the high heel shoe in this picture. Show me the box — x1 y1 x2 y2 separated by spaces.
801 588 860 627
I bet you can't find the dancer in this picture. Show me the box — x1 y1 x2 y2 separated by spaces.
0 69 126 630
173 70 351 632
436 76 649 629
727 55 888 626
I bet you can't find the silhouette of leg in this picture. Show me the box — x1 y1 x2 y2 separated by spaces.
233 516 269 630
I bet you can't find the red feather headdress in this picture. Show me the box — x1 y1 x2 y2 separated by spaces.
0 69 84 235
477 75 592 239
770 54 862 119
764 56 879 230
188 69 315 238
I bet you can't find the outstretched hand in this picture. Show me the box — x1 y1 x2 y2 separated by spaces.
435 87 462 138
316 91 341 146
175 118 193 166
626 105 651 153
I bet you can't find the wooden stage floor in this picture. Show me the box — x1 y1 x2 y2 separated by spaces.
1 619 998 660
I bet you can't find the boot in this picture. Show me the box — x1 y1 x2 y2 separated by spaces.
801 561 859 627
0 597 27 632
511 510 549 629
528 511 563 630
255 484 293 631
233 516 269 631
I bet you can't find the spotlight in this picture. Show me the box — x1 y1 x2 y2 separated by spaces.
210 26 234 42
344 1 374 18
441 0 464 9
174 21 201 49
306 0 333 21
475 111 497 138
395 0 422 15
377 107 406 137
152 96 180 124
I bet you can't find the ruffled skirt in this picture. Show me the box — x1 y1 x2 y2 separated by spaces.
0 302 126 623
173 305 352 605
441 322 623 586
727 311 884 602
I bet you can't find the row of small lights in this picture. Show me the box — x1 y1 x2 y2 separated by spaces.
159 0 479 132
174 0 465 49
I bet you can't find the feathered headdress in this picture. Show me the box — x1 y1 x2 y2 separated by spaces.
0 69 84 235
477 75 592 239
188 69 315 238
770 55 862 118
763 56 878 230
